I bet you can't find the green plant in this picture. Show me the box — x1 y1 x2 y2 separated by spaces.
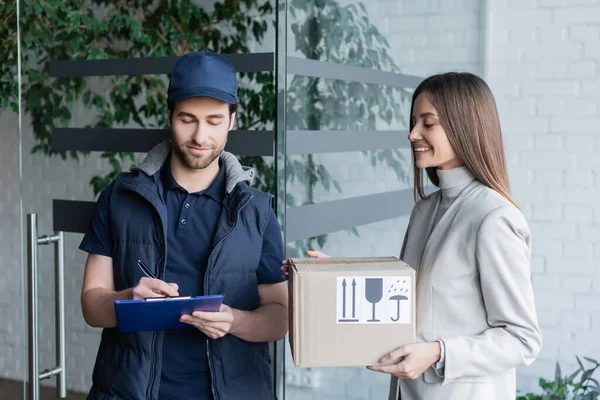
517 356 600 400
1 0 274 194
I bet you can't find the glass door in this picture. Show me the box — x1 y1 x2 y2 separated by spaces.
14 0 279 398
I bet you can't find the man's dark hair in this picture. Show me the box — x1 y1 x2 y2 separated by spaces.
167 100 237 121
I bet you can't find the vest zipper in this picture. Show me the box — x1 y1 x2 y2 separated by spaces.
146 227 165 400
204 194 254 400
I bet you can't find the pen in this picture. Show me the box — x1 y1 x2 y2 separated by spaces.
137 260 157 279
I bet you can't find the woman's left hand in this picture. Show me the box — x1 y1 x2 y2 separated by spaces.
367 342 441 379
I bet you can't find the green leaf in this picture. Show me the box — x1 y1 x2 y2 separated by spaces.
581 369 594 383
569 368 581 382
577 356 585 371
555 362 563 386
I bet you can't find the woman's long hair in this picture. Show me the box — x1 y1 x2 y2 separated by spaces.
410 72 519 209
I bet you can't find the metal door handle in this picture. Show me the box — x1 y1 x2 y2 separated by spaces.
27 213 67 399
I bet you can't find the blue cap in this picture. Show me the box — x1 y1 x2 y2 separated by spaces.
167 50 237 104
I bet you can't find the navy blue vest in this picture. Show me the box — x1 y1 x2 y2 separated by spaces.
87 165 275 400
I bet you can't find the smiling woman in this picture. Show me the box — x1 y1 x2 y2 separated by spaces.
287 72 542 400
409 73 519 209
409 98 463 172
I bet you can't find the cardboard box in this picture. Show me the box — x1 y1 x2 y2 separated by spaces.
288 257 416 368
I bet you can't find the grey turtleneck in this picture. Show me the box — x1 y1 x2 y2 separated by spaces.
432 166 476 228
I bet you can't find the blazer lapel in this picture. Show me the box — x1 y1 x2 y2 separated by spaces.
401 191 441 276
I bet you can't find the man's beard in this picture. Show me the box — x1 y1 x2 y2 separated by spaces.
173 140 225 170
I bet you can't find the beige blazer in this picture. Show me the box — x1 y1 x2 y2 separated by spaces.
388 180 542 400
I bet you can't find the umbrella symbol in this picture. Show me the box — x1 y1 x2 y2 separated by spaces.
389 294 408 322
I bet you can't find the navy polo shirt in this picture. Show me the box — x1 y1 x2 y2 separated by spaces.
158 155 226 400
79 153 285 400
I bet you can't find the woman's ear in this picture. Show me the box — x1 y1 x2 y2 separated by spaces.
229 112 236 131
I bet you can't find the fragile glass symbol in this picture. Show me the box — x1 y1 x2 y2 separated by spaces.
365 278 383 322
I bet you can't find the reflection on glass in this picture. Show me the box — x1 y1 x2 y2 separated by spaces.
282 0 482 397
11 1 276 198
7 1 279 397
284 1 413 259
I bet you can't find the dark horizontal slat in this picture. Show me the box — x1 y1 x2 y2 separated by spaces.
287 56 423 89
227 130 273 157
285 189 414 243
49 52 274 77
56 190 417 236
287 130 410 155
52 128 169 153
53 199 95 234
52 128 274 156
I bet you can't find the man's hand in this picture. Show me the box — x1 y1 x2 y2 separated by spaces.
180 304 235 339
367 342 441 379
131 277 179 300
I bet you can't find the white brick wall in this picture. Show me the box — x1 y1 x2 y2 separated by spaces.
487 0 600 395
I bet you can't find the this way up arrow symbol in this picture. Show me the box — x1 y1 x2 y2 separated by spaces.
342 279 347 318
339 278 359 323
351 279 356 318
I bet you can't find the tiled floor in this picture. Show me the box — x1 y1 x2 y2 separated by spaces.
0 379 87 400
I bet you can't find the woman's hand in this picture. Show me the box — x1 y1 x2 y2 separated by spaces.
367 342 442 379
280 250 330 280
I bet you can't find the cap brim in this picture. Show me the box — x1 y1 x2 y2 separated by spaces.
168 86 236 104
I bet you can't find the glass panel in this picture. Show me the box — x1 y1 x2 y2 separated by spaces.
13 1 277 398
274 0 289 398
280 0 483 398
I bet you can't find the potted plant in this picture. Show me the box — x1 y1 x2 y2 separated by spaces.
517 356 600 400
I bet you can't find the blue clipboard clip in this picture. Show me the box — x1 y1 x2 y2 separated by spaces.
114 294 225 332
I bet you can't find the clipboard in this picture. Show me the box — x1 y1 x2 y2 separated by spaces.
114 295 225 332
